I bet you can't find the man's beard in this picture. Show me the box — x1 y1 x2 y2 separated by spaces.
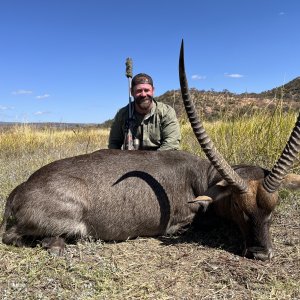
134 96 153 113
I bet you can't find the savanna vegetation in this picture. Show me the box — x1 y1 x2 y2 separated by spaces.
0 104 299 299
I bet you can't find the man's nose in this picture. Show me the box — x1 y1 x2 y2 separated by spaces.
140 90 147 97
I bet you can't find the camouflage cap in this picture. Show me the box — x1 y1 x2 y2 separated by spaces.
131 73 153 88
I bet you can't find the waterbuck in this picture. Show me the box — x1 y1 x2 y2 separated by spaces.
1 41 300 260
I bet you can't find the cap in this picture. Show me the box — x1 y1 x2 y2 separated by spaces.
131 73 153 88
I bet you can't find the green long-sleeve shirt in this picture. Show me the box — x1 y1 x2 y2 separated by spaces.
108 99 181 150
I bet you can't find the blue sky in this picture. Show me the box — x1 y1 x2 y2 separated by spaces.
1 0 299 124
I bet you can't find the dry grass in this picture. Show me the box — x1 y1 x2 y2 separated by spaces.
0 125 109 212
0 116 299 299
181 109 300 172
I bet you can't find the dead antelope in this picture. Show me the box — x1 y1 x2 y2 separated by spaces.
1 40 300 260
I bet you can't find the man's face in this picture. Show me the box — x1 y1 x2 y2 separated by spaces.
132 83 154 114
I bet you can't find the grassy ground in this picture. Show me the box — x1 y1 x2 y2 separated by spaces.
0 112 299 299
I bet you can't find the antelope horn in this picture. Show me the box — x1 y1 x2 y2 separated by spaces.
179 40 248 193
263 113 300 193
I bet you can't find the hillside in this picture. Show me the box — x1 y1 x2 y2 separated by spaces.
156 76 300 120
260 76 300 100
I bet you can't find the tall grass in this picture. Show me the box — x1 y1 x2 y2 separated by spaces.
0 125 109 208
180 106 299 171
0 125 109 156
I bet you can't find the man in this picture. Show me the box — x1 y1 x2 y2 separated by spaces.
108 73 181 150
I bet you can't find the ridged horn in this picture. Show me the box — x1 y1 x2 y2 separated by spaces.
179 39 248 193
263 113 300 193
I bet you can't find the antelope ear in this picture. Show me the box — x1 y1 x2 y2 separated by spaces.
189 182 232 212
281 173 300 190
188 195 213 204
188 195 213 211
215 179 229 187
189 180 232 204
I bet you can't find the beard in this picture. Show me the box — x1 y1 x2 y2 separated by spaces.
134 96 153 114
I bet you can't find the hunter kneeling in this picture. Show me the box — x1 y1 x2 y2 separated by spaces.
108 73 181 150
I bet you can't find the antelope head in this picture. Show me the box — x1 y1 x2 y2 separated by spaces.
179 40 300 260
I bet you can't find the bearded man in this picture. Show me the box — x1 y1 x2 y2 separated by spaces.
108 73 181 150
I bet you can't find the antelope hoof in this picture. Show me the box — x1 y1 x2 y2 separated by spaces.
42 237 65 256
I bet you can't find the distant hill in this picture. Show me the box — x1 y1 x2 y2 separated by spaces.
156 76 300 120
260 77 300 100
0 122 99 129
